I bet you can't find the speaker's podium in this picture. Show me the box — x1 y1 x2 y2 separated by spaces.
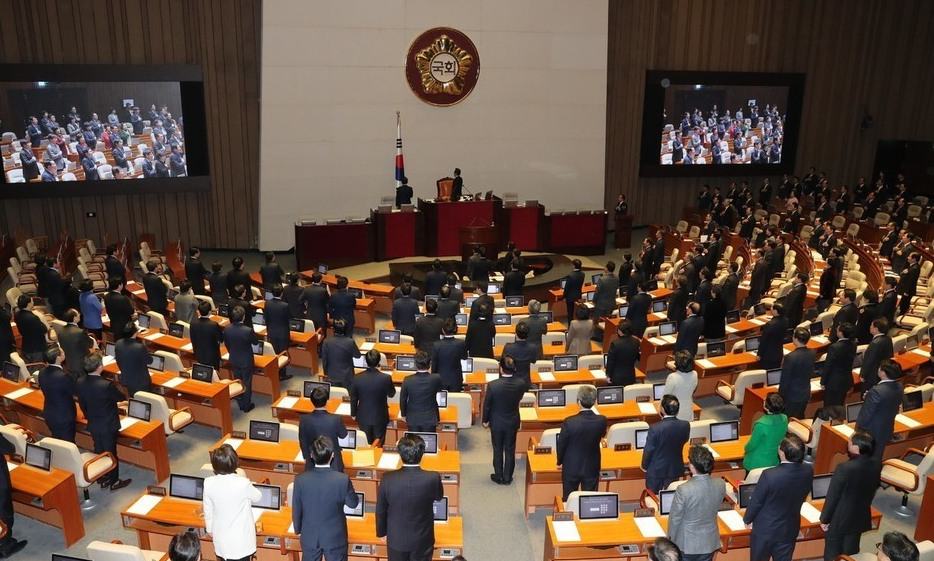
419 194 502 256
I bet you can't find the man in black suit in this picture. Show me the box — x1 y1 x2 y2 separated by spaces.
104 245 126 282
666 276 689 324
38 345 77 442
606 319 640 387
44 260 67 318
301 272 330 331
830 289 859 342
556 385 607 499
300 387 348 472
652 231 666 276
674 302 704 356
425 260 449 295
855 289 880 344
451 168 463 200
208 261 228 306
14 295 49 362
103 278 135 341
328 276 357 334
320 319 360 388
431 319 467 392
859 318 893 391
184 247 208 295
783 273 808 328
76 352 132 490
414 299 444 354
59 308 93 379
503 262 525 297
350 350 396 445
141 259 169 315
482 357 529 484
226 256 252 299
564 259 585 321
265 284 293 381
819 430 882 561
400 351 443 433
465 250 490 284
283 273 305 319
757 302 788 370
223 306 259 412
856 360 904 460
445 274 462 303
745 250 770 307
525 300 548 359
641 395 690 492
190 300 223 368
468 283 494 323
391 283 420 336
897 252 922 316
743 435 813 561
435 285 460 321
503 321 538 382
821 322 857 420
293 436 359 561
259 252 285 291
395 177 413 208
228 285 257 329
115 326 151 396
376 435 444 561
626 282 653 337
879 277 899 326
778 327 814 419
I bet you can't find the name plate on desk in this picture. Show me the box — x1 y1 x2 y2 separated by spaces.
690 437 706 445
441 473 458 483
553 511 574 522
534 446 552 455
354 469 375 480
350 545 374 555
440 423 456 432
633 507 655 518
599 470 616 480
615 443 631 451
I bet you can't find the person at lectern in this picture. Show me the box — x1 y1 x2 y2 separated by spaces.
396 176 413 208
452 168 463 200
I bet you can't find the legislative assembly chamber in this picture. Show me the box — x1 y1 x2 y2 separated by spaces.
0 1 933 561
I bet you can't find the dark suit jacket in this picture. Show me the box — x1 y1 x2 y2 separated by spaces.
860 335 893 388
400 371 443 427
821 338 857 405
748 261 770 303
14 309 48 356
667 287 689 324
425 270 448 295
76 374 123 435
299 410 348 471
226 268 252 297
606 335 640 387
482 375 529 430
436 298 460 321
593 274 619 315
115 337 151 395
104 290 135 338
703 297 727 340
879 290 898 324
328 290 356 330
376 466 444 552
223 322 258 370
525 315 548 358
259 263 284 290
898 263 920 297
757 316 789 369
675 315 704 355
320 335 360 387
301 284 329 329
831 303 859 340
464 258 489 284
503 271 525 296
142 272 168 313
721 273 740 311
414 314 444 353
184 258 208 294
783 283 807 327
641 416 690 481
779 347 814 406
856 381 903 451
503 339 538 381
38 365 77 428
59 323 92 376
264 298 291 351
190 316 224 367
743 461 813 542
292 466 358 550
391 296 420 335
350 368 396 428
464 318 495 358
431 336 467 391
626 292 652 336
819 267 837 301
282 284 304 319
468 294 494 322
556 410 607 480
819 455 881 534
105 256 126 282
564 270 585 302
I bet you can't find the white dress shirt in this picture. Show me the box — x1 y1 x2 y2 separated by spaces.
203 472 262 559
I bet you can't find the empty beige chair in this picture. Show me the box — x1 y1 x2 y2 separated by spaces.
874 211 891 226
153 350 184 372
447 392 473 428
831 215 847 229
133 391 194 434
577 354 604 370
606 421 649 448
280 423 299 442
688 225 700 239
261 341 290 372
689 419 714 440
851 206 865 220
880 445 934 516
539 428 561 449
399 334 414 346
145 311 168 331
40 437 116 507
675 221 688 234
715 369 766 407
845 223 859 238
86 540 164 561
565 491 607 516
0 425 28 457
562 384 587 405
472 357 499 373
494 333 515 346
623 383 653 402
520 392 536 406
329 386 350 401
510 314 529 326
530 359 553 374
542 332 565 348
899 302 934 331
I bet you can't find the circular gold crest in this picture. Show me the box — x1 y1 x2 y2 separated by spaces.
406 27 480 106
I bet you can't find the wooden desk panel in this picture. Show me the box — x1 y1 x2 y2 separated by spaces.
9 462 85 546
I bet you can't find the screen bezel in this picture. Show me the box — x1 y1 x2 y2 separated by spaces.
168 474 205 501
709 420 739 443
248 420 281 443
403 431 439 454
577 493 620 521
303 380 331 398
25 442 52 471
344 492 366 517
810 474 832 500
378 329 401 344
253 483 282 510
537 389 567 407
597 386 624 405
127 398 152 421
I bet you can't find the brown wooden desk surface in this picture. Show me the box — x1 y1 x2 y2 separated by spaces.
8 460 85 545
270 396 459 426
385 321 567 335
519 401 701 425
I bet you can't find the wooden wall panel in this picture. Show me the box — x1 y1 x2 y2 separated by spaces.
606 0 934 226
0 0 261 249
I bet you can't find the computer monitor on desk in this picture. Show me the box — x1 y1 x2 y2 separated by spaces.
578 493 619 521
658 321 677 336
433 497 449 522
709 420 739 443
147 353 165 372
338 431 357 450
493 314 511 326
553 355 578 372
635 429 648 449
404 432 439 454
652 300 667 314
652 383 666 401
303 380 331 398
460 358 473 373
168 322 185 338
378 329 401 344
127 399 152 421
738 483 757 509
344 492 365 517
137 314 151 329
766 368 782 387
658 489 675 515
25 443 52 471
706 341 726 357
169 474 205 501
811 474 832 500
810 322 824 336
846 402 863 423
537 389 566 407
455 313 468 326
505 296 524 307
249 420 280 442
902 390 923 412
726 309 741 324
1 362 18 382
254 484 281 511
396 355 416 371
191 363 214 382
745 336 760 352
597 386 623 405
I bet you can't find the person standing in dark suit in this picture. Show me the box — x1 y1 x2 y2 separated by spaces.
208 262 229 306
414 299 444 354
320 319 360 388
830 289 859 342
782 273 808 328
301 272 330 331
259 252 285 291
400 352 443 433
59 309 93 379
820 322 857 420
451 168 463 201
115 326 151 396
859 318 893 391
76 352 132 490
502 321 538 382
350 350 396 445
328 276 357 334
282 273 305 319
376 435 444 561
465 250 490 285
626 282 652 337
720 262 741 313
226 256 252 299
606 319 640 387
103 278 135 341
223 306 259 412
556 385 607 499
264 284 293 381
757 303 788 370
142 259 169 315
819 430 882 561
425 260 449 295
855 289 880 344
703 286 728 341
44 259 68 319
816 263 837 313
503 262 525 297
467 283 494 323
674 302 704 356
395 177 413 208
483 356 529 484
667 276 689 324
0 428 27 557
879 277 899 326
392 283 420 336
445 274 462 303
897 253 921 316
431 319 467 392
592 261 619 321
652 231 666 276
743 435 813 561
435 285 460 321
525 300 548 359
300 387 348 472
464 301 495 358
745 250 770 307
293 436 359 561
14 296 49 362
38 345 77 442
856 360 904 460
184 247 208 295
564 260 585 321
190 301 223 368
104 246 126 282
778 327 814 419
641 395 690 492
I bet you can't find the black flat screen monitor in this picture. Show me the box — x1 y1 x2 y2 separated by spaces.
846 402 863 423
25 443 52 470
537 389 566 407
658 321 677 336
738 483 756 509
706 341 726 357
433 497 449 521
378 329 401 344
745 336 760 352
709 420 739 443
811 474 832 500
652 300 667 313
455 313 468 326
395 355 416 371
766 368 782 386
553 355 578 372
902 390 923 412
653 383 666 401
343 492 365 517
726 310 741 324
635 429 649 449
460 358 473 373
303 380 331 399
493 313 511 326
289 319 305 332
810 322 824 336
254 483 281 510
147 353 165 371
127 398 152 421
249 420 280 443
578 493 619 520
169 474 204 500
404 431 438 454
597 386 623 405
191 363 214 382
505 296 524 307
168 322 184 338
1 362 18 382
338 431 357 450
658 489 675 515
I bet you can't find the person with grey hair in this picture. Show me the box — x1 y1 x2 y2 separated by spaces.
556 385 606 499
648 537 683 561
663 350 698 422
524 299 548 358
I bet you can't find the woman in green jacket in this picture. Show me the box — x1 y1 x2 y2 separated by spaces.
743 392 789 472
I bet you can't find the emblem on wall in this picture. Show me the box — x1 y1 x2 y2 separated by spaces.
405 27 480 106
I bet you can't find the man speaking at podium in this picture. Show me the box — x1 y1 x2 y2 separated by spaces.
452 168 463 201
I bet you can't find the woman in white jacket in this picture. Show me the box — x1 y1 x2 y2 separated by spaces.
202 444 262 561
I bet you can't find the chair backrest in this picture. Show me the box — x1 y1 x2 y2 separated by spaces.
689 419 714 440
0 425 27 457
540 428 561 449
447 392 473 428
892 334 908 354
845 223 859 237
623 383 653 402
918 541 934 561
86 540 147 561
494 333 515 346
153 350 184 372
510 314 529 326
62 172 77 181
146 311 168 331
606 421 649 447
730 340 746 354
280 423 299 442
688 225 700 239
98 164 113 179
915 449 934 494
542 332 564 346
134 391 172 432
732 369 766 405
831 215 847 229
5 288 23 310
566 491 605 517
7 352 31 382
676 220 688 234
330 386 350 401
472 357 499 373
874 212 891 226
744 467 767 484
577 354 604 370
562 384 586 405
40 437 93 487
